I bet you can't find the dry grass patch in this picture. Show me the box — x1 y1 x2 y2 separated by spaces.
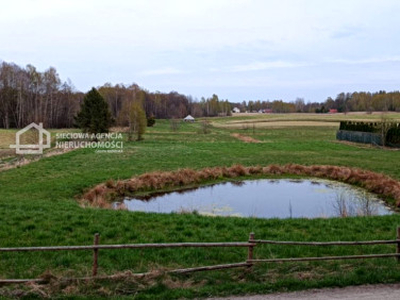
231 133 262 143
0 147 76 172
0 269 202 299
0 149 15 160
0 131 16 160
0 131 16 149
218 121 339 129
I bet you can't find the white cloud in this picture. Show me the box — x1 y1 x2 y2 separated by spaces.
328 56 400 65
231 61 311 72
140 67 184 76
2 0 400 100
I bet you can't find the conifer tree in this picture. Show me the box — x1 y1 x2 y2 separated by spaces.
75 88 113 134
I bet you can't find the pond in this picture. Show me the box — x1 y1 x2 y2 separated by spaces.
118 179 393 219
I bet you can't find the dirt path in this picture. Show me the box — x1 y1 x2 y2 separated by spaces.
211 284 400 300
0 147 75 172
231 133 262 143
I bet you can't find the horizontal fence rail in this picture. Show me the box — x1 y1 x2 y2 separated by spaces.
1 228 400 285
0 242 255 252
170 262 251 274
248 253 400 264
251 239 400 246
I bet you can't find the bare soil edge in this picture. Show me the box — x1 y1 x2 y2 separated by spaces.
231 133 262 143
0 147 76 173
79 164 400 210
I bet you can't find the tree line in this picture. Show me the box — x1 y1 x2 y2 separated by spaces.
98 83 231 126
1 60 400 129
0 61 231 129
0 61 81 129
236 91 400 114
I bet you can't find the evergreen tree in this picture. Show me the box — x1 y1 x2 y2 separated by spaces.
147 116 156 127
75 88 113 134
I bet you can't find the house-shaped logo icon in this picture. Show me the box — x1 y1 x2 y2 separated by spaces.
10 122 51 154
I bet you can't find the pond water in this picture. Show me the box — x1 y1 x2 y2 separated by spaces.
119 179 393 219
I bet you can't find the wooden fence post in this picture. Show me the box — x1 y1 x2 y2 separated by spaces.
397 227 400 262
92 233 100 276
247 232 255 269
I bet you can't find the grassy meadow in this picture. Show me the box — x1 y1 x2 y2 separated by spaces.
1 112 400 298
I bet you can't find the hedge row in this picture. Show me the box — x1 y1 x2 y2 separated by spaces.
339 121 379 132
387 126 400 145
339 121 400 147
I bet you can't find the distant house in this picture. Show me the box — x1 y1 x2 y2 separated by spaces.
183 115 195 122
329 109 338 114
264 109 273 114
232 107 240 113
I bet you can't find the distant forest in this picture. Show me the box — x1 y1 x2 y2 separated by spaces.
235 91 400 114
1 61 399 129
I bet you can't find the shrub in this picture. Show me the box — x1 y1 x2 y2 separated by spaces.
339 121 400 146
147 116 156 127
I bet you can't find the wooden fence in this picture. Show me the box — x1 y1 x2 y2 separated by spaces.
1 228 400 285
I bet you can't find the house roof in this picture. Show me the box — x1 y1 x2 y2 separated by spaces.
184 115 195 120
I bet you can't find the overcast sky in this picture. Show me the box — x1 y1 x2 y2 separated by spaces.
1 0 400 102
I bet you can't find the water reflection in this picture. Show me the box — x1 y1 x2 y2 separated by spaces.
120 179 393 219
331 191 382 217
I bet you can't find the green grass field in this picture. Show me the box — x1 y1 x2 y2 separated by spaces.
1 113 400 298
